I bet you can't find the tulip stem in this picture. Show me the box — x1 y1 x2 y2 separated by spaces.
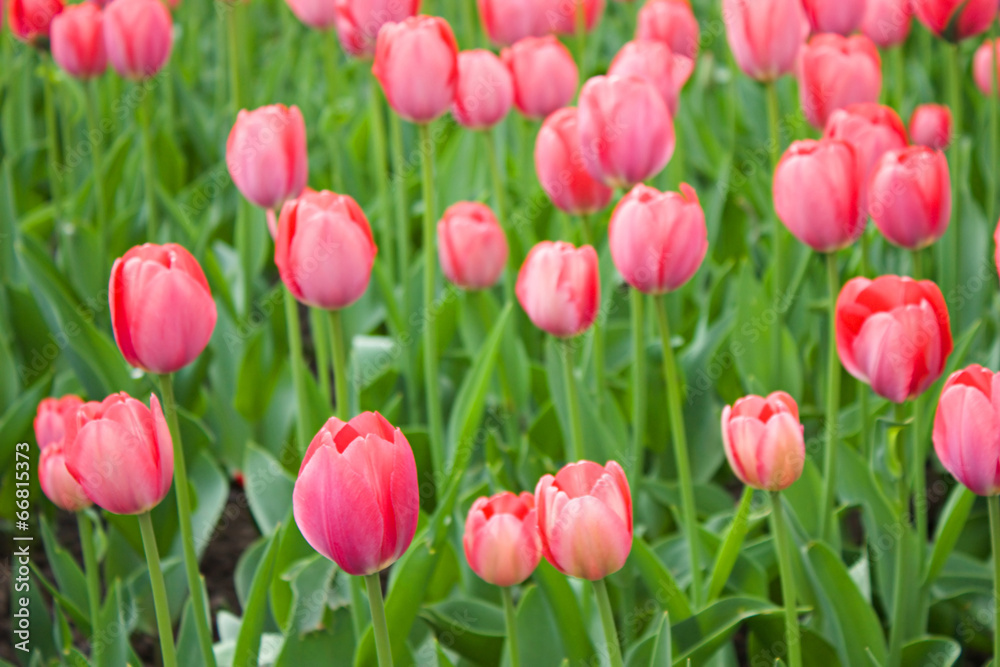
989 495 1000 667
629 289 646 485
138 85 159 242
912 394 927 569
226 1 242 114
592 578 623 667
501 587 521 667
575 0 587 76
770 492 802 667
157 374 218 667
41 58 63 223
77 512 102 662
283 287 312 452
891 45 905 111
944 42 962 301
559 339 586 461
85 80 109 269
654 294 703 609
485 128 517 291
138 512 178 667
706 486 755 604
818 252 841 542
363 574 393 667
765 80 783 389
369 82 395 282
311 308 332 404
329 309 350 419
990 19 999 224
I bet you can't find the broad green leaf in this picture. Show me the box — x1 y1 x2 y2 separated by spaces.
924 486 975 586
900 636 961 667
531 560 596 665
630 536 693 622
244 442 295 535
421 598 505 664
233 527 282 667
671 597 778 665
514 585 566 667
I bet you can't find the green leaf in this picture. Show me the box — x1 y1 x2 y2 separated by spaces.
924 486 975 586
421 598 505 664
0 372 52 472
649 612 673 666
706 487 757 603
95 581 132 667
900 636 961 667
514 585 567 667
233 526 282 667
530 560 596 665
244 442 295 535
38 515 90 629
671 597 779 665
629 537 693 622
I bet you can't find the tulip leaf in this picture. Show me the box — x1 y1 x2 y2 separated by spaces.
0 371 52 472
530 560 597 664
900 636 961 666
629 536 693 622
514 585 567 667
706 487 757 603
671 596 779 665
244 442 295 536
924 485 976 586
38 515 90 627
649 612 673 666
233 526 282 667
421 598 505 663
274 611 356 666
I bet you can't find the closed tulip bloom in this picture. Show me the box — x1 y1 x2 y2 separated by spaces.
545 0 604 36
103 0 172 79
293 412 419 575
477 0 548 46
798 34 882 128
636 0 699 59
609 183 707 294
266 186 316 240
909 104 952 150
534 107 614 215
836 275 953 403
501 36 578 120
333 0 419 56
868 147 951 250
579 75 675 188
66 392 174 515
35 395 83 451
438 202 509 290
284 0 336 30
801 0 865 36
39 444 92 512
913 0 996 41
463 492 541 587
608 39 694 115
974 40 1000 97
111 243 217 374
227 104 309 210
516 241 600 337
275 190 378 310
51 3 106 79
373 15 458 124
861 0 913 47
722 0 808 82
535 460 632 580
453 49 514 130
722 392 805 491
933 365 1000 495
9 0 62 41
773 139 864 252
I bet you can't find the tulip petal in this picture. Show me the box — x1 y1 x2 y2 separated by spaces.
547 496 632 580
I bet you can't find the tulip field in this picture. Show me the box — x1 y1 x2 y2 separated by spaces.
8 0 1000 664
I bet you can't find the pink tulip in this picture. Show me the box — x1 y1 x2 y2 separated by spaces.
534 107 614 215
798 34 882 128
516 241 600 337
608 39 694 115
333 0 419 57
721 392 805 491
933 365 1000 496
773 139 864 252
535 460 632 580
275 190 378 310
372 15 458 124
267 187 316 240
722 0 808 82
974 40 1000 97
452 49 514 130
39 443 92 512
578 75 675 188
66 392 174 515
227 104 309 211
463 491 541 586
8 0 62 42
636 0 699 59
110 243 217 374
913 0 996 41
868 147 951 250
34 395 83 451
861 0 912 47
995 218 1000 282
608 183 707 294
51 3 106 79
544 0 605 36
836 275 953 403
477 0 549 46
293 412 419 575
501 36 578 120
801 0 866 36
437 202 509 290
284 0 336 30
103 0 173 79
909 104 952 150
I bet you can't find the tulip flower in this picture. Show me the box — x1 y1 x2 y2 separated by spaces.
39 444 92 512
636 0 699 59
477 0 549 46
995 219 1000 281
545 0 604 36
34 395 83 451
110 243 218 374
463 491 541 586
933 365 1000 496
452 49 515 130
974 40 1000 97
578 75 675 188
516 241 600 338
501 36 578 120
868 146 951 250
722 0 808 82
801 0 866 36
835 275 953 403
275 190 378 310
861 0 913 47
8 0 62 42
103 0 173 79
372 15 458 124
721 392 805 491
284 0 336 30
333 0 419 56
266 187 316 240
226 104 309 211
909 104 952 150
437 202 509 290
912 0 996 41
608 183 707 294
798 34 882 128
607 39 693 115
51 3 106 79
534 107 613 215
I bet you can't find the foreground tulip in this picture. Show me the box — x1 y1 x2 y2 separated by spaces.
933 365 1000 495
836 275 953 402
226 104 309 210
909 104 952 149
103 0 173 79
534 107 613 215
868 146 951 249
913 0 996 41
463 491 541 586
452 49 514 129
636 0 699 59
516 241 600 337
501 36 578 120
477 0 548 45
8 0 62 42
373 15 458 124
801 0 865 35
34 395 83 450
974 40 1000 96
861 0 913 47
607 39 693 115
722 392 805 491
110 243 217 374
798 34 882 128
333 0 419 56
51 3 106 79
722 0 808 82
438 202 508 290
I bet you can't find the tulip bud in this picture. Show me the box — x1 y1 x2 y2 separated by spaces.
517 241 600 337
333 0 419 56
578 75 675 188
275 190 378 310
798 34 882 128
607 39 693 115
51 3 106 79
284 0 335 30
801 0 866 36
501 36 578 120
103 0 172 79
909 104 952 150
35 395 83 451
773 139 864 253
933 365 1000 496
974 39 1000 97
39 444 92 512
373 15 458 124
534 107 614 215
437 202 509 290
836 275 953 403
477 0 549 46
913 0 996 42
535 460 632 580
609 183 707 294
293 412 419 575
66 392 174 515
8 0 62 42
868 147 951 250
861 0 913 47
722 392 805 491
722 0 808 82
463 491 541 586
544 0 605 36
226 104 309 211
267 187 316 240
636 0 699 59
452 49 514 130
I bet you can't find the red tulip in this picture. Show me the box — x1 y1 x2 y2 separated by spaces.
868 147 951 250
722 0 808 82
913 0 996 41
545 0 605 36
861 0 913 47
798 34 882 128
801 0 866 36
438 202 509 290
636 0 699 59
722 392 805 491
8 0 62 42
909 104 952 150
501 36 578 120
974 39 1000 97
34 395 83 451
226 104 309 211
372 15 458 124
836 275 953 403
516 241 600 337
534 107 614 215
463 491 541 586
103 0 172 79
452 49 514 130
773 139 864 253
477 0 549 46
51 3 106 79
535 460 632 580
275 190 378 310
292 412 419 575
111 243 217 374
66 392 174 515
608 183 707 294
39 443 92 512
333 0 419 57
607 39 693 115
933 365 1000 496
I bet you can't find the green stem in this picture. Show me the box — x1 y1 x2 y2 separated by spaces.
892 44 905 111
989 495 1000 667
579 214 604 406
818 252 841 542
887 467 909 667
157 374 217 667
369 82 395 281
364 574 393 667
944 42 962 301
501 587 520 667
560 339 585 461
138 87 159 241
349 576 368 642
485 128 517 296
770 492 802 667
329 309 350 419
629 289 646 485
42 60 63 222
654 294 703 608
77 512 102 663
706 486 754 603
226 3 241 113
990 20 999 224
138 512 179 667
311 308 332 404
911 394 927 571
859 232 871 459
765 80 783 388
592 578 623 667
284 286 311 452
85 80 109 268
474 292 520 451
322 35 344 191
575 0 587 76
